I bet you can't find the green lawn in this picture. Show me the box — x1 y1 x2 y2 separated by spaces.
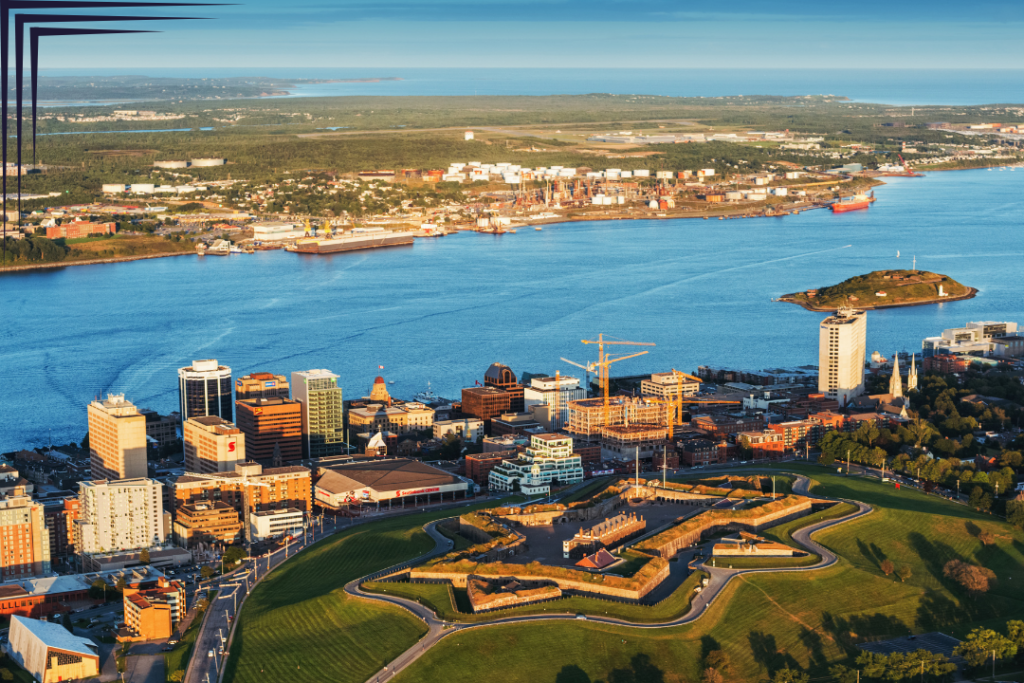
0 655 35 683
435 524 474 551
387 466 1024 683
223 505 502 683
362 571 709 625
561 477 614 504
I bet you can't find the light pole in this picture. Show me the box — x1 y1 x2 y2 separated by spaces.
846 449 850 475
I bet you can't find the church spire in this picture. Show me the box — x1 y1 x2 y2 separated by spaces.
907 353 918 392
889 354 903 399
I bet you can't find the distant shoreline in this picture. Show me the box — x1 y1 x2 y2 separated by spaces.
0 250 193 275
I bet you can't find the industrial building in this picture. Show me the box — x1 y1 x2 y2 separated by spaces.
178 359 233 424
183 416 245 474
921 320 1020 358
7 615 100 683
87 394 148 481
818 308 868 405
251 221 305 241
314 459 471 509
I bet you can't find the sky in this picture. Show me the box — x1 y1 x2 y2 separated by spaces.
12 0 1024 70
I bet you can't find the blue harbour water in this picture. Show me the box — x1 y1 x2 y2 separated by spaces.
2 167 1023 451
36 68 1024 106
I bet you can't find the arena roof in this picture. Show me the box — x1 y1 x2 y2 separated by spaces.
317 459 463 495
10 615 99 658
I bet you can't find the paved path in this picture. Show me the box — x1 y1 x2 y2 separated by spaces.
346 473 872 683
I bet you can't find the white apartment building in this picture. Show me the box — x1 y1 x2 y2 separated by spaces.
523 375 586 428
75 479 165 555
818 308 867 406
488 433 583 496
639 372 701 400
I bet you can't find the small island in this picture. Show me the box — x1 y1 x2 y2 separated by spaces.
778 269 977 311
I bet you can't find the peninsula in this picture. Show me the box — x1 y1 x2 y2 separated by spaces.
778 269 976 311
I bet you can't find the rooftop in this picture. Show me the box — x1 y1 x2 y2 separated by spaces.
316 459 462 494
11 616 98 658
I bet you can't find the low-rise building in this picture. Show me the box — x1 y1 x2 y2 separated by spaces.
172 502 243 547
640 372 700 400
488 433 583 495
690 414 765 440
8 615 100 683
600 424 669 463
433 418 484 442
347 401 434 436
677 439 721 467
249 508 305 542
465 452 510 485
737 430 787 459
122 576 185 641
314 459 471 509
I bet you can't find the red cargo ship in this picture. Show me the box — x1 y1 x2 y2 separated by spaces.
831 192 876 213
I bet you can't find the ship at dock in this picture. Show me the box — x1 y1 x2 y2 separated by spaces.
289 221 416 255
831 192 876 213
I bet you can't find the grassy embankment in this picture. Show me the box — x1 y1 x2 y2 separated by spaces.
782 269 972 310
362 570 709 625
388 466 1024 683
222 503 508 683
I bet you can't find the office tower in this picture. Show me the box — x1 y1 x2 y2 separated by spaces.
75 479 165 555
235 398 303 463
0 491 51 579
178 359 233 424
182 416 246 474
291 370 345 458
235 373 290 402
818 308 867 406
87 394 148 481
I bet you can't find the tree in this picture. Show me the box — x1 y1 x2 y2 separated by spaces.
770 665 809 683
968 485 992 512
704 650 729 673
943 559 997 596
115 577 127 592
1008 499 1024 530
700 668 723 683
88 578 108 601
439 433 462 460
1007 620 1024 653
954 628 1017 668
200 565 215 580
827 665 858 683
896 566 912 583
978 530 995 546
140 548 151 564
880 559 895 576
224 545 247 568
62 612 73 632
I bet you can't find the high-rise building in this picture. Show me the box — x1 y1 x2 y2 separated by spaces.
235 398 303 463
178 359 233 424
818 308 867 406
235 373 290 402
75 479 165 556
183 416 245 474
87 394 148 481
0 492 51 579
291 370 345 458
523 375 586 428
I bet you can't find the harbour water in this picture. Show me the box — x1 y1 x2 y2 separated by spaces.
2 167 1023 451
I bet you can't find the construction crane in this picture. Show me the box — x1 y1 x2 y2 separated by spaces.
562 333 655 427
182 470 271 546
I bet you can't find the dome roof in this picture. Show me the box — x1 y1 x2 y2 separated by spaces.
374 376 385 384
484 363 517 387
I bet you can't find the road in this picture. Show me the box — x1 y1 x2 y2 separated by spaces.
345 473 872 683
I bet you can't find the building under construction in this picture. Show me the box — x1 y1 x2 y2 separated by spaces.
565 396 671 438
599 424 670 463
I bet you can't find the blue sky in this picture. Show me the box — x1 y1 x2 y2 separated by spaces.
17 0 1024 69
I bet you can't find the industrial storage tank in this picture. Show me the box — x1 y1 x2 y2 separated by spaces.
634 169 651 177
153 160 190 169
190 158 227 167
101 184 128 194
724 191 743 201
131 183 155 194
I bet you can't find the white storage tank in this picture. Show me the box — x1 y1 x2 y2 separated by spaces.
725 191 743 201
592 194 606 205
477 217 490 228
451 163 467 171
190 158 227 167
634 169 650 177
153 160 189 169
770 187 788 196
616 195 626 204
648 200 659 209
503 174 521 184
558 169 575 177
131 183 155 194
102 184 127 194
620 171 633 179
656 171 674 180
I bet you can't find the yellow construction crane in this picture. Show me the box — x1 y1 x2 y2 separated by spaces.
562 333 655 426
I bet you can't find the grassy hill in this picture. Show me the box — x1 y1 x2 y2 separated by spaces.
783 269 973 310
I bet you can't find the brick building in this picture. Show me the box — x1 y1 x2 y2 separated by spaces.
172 463 312 518
766 420 820 452
172 501 243 547
45 221 115 240
122 577 185 641
483 363 525 413
690 414 764 441
235 373 290 401
461 387 512 423
737 430 787 459
924 354 970 374
465 453 509 485
677 439 721 467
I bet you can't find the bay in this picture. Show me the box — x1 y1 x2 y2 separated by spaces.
2 167 1023 451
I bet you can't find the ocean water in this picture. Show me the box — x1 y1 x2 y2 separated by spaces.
35 68 1024 106
2 167 1023 451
